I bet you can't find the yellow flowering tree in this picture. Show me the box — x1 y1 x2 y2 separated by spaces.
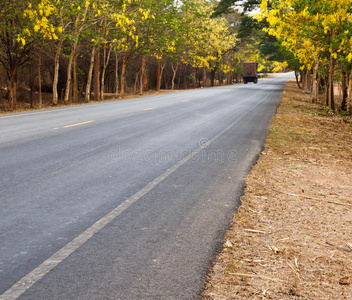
259 0 352 109
0 0 34 110
23 0 101 105
179 0 237 87
22 0 62 107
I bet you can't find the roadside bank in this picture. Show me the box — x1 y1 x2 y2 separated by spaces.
203 81 352 299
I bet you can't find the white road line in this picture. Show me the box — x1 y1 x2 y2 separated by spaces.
0 92 273 300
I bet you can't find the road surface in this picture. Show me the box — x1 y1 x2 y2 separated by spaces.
0 73 294 299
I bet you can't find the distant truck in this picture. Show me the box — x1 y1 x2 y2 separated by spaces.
242 61 258 84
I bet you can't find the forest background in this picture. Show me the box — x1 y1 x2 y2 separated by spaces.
0 0 351 113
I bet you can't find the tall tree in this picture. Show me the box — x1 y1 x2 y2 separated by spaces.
260 0 352 109
23 0 62 107
0 0 32 110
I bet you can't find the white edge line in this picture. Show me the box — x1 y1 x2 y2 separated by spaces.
0 92 273 300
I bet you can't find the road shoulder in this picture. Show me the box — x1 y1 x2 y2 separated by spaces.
203 81 352 299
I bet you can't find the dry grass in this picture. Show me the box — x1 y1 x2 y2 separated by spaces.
203 81 352 299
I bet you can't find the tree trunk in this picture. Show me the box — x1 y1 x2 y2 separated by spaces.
143 62 148 91
295 70 301 89
94 48 100 101
219 72 224 85
85 47 96 103
319 76 325 96
156 60 161 91
161 63 166 89
348 73 352 112
341 68 348 111
38 38 44 109
210 69 216 87
202 67 206 88
73 54 78 104
134 70 141 94
140 55 146 95
325 74 330 107
302 69 311 93
302 70 306 91
70 75 73 104
64 3 89 104
327 55 335 110
79 73 87 98
101 46 112 101
8 77 17 110
64 42 77 105
7 67 18 110
302 69 308 91
183 64 187 89
11 81 17 110
120 55 127 98
156 61 166 91
312 62 319 104
30 85 34 108
29 61 35 108
192 68 196 89
53 38 63 106
115 51 119 98
171 61 179 90
307 70 313 93
227 71 232 85
0 67 2 102
163 69 168 89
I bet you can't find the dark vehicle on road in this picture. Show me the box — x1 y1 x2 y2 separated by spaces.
242 61 258 84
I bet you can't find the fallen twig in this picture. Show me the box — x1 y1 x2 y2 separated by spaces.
228 272 281 282
244 229 268 234
273 189 352 208
287 261 301 280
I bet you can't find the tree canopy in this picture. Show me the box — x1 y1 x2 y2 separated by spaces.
259 0 352 110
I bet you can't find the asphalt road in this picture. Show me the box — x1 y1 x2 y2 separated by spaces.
0 73 294 299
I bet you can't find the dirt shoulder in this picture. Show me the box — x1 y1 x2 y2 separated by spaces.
0 89 180 114
203 81 352 299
